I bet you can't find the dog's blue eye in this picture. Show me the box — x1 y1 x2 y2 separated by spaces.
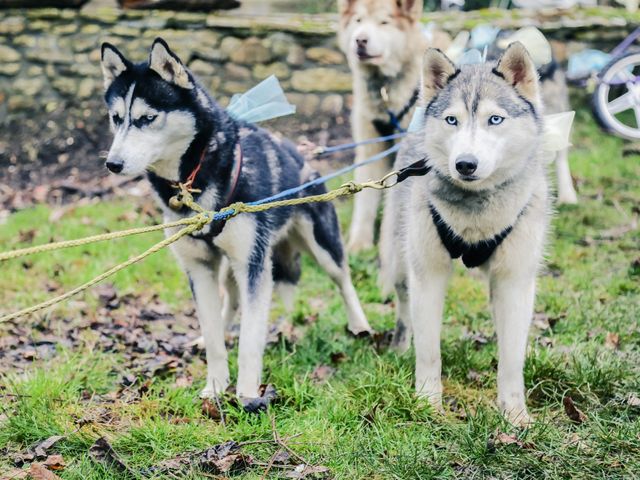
489 115 504 126
134 114 157 128
445 116 458 126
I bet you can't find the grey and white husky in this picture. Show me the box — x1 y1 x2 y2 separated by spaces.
100 38 372 402
380 43 550 425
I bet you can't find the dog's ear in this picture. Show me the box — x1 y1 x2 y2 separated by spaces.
149 38 194 90
495 41 539 104
421 48 457 104
337 0 357 14
397 0 423 20
101 43 129 90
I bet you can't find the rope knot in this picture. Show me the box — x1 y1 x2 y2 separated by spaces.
193 212 213 230
341 181 363 194
217 202 245 220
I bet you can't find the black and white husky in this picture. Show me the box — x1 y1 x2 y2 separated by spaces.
100 38 372 402
380 43 550 425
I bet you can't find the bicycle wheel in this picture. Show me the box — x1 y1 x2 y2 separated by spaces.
592 51 640 140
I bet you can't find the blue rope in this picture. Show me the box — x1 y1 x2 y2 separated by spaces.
317 132 407 156
212 142 402 222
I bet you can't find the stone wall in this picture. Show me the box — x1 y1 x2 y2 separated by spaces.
0 9 354 122
3 7 639 122
0 7 638 187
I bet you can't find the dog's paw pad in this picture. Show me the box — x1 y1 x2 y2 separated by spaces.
240 384 278 414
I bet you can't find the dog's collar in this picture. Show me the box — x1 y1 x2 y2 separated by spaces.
169 144 243 213
373 86 420 136
429 204 525 268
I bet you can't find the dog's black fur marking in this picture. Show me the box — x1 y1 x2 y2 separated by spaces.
429 204 514 268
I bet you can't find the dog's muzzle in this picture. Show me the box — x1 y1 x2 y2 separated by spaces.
455 154 478 179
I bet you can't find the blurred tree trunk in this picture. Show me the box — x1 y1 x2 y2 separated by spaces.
0 0 89 7
118 0 240 10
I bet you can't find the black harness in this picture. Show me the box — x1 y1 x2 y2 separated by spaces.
537 59 558 83
429 205 516 268
389 158 522 269
372 87 420 137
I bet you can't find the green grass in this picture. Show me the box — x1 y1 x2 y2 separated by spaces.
1 109 639 478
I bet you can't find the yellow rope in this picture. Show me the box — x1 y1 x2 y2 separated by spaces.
219 182 364 219
0 217 204 262
0 176 393 323
0 219 207 323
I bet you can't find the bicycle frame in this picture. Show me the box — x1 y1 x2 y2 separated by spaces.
600 26 640 87
611 26 640 59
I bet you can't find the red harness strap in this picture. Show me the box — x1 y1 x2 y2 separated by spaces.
180 144 243 206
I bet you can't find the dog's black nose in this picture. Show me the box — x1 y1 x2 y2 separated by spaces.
356 37 368 48
455 155 478 176
106 159 124 174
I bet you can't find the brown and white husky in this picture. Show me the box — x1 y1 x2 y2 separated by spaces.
337 0 450 252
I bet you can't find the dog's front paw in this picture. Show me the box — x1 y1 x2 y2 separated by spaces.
557 191 578 205
199 386 219 399
502 405 534 427
416 386 444 414
347 324 374 338
200 384 227 400
199 377 229 399
498 391 532 426
187 335 206 350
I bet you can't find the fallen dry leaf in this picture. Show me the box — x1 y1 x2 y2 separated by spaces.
272 449 291 465
174 375 193 388
88 437 132 474
28 463 61 480
286 464 330 479
33 436 65 459
0 469 28 480
330 351 347 364
94 283 118 308
371 329 394 352
199 441 253 474
466 370 483 384
310 365 335 384
18 229 37 244
563 396 588 424
605 332 620 350
627 394 640 407
462 330 493 349
42 455 65 471
488 431 535 450
564 432 590 451
202 398 223 421
145 441 252 476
